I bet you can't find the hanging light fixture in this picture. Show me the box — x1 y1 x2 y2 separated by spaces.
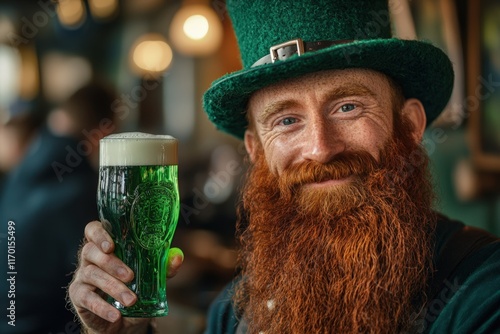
183 14 210 40
129 33 173 76
169 4 223 56
56 0 86 28
88 0 118 21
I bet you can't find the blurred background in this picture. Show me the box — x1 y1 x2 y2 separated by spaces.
0 0 499 333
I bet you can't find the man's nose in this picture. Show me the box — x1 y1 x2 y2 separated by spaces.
301 118 346 163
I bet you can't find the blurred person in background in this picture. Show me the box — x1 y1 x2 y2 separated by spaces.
0 101 44 185
0 80 118 333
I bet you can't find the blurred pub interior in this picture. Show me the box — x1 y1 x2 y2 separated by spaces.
0 0 499 333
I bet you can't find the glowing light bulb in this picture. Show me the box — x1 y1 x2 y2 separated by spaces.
170 5 223 56
183 15 209 40
57 0 86 27
89 0 118 19
130 34 173 75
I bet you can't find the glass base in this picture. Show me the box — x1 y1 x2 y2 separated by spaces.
111 299 169 318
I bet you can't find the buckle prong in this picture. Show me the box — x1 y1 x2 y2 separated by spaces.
269 38 304 63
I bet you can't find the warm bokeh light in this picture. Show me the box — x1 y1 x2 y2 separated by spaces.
130 34 173 75
183 15 209 40
41 52 92 103
89 0 118 20
56 0 86 28
170 5 223 56
18 46 39 101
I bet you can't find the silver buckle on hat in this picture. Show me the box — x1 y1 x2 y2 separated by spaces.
269 38 304 63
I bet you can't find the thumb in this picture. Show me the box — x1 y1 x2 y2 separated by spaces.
167 247 184 278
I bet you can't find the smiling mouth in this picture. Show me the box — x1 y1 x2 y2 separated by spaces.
304 175 354 189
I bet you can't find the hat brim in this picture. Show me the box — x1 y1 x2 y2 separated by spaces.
203 38 454 139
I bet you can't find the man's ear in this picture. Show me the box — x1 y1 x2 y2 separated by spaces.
244 129 257 163
402 98 427 142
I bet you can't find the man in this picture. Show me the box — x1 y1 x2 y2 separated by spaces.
68 0 500 333
0 101 44 180
0 81 117 333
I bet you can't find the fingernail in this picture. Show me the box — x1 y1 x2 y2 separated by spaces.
101 241 110 252
108 311 119 322
170 248 184 260
172 256 183 267
117 267 128 278
122 292 135 306
116 267 127 277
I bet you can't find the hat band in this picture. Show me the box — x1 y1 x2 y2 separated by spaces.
251 38 353 67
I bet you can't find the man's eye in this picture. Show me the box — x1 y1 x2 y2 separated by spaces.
339 104 357 113
280 117 297 126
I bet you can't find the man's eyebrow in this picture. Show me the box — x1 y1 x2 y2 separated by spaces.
257 100 299 125
323 83 378 102
256 83 378 125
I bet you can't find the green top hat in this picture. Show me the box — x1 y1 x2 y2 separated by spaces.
203 0 454 139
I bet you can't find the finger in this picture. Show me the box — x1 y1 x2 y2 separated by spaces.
78 263 137 308
167 247 184 278
70 282 122 323
85 221 114 253
81 242 134 282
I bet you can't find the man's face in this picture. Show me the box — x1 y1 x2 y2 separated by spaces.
245 69 420 176
236 68 433 333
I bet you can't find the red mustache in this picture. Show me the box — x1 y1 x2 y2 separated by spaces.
278 151 380 190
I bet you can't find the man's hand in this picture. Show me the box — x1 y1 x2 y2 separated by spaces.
67 221 184 334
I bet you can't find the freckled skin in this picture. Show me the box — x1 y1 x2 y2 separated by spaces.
245 69 397 175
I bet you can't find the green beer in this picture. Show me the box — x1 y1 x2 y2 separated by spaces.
97 133 179 317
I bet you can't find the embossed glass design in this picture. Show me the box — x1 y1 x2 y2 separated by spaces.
97 133 179 317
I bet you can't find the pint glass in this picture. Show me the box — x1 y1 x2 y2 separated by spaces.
97 132 179 317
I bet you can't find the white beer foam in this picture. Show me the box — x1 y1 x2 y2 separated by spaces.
100 132 178 166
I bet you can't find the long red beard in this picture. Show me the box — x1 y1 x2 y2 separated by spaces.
235 115 436 333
